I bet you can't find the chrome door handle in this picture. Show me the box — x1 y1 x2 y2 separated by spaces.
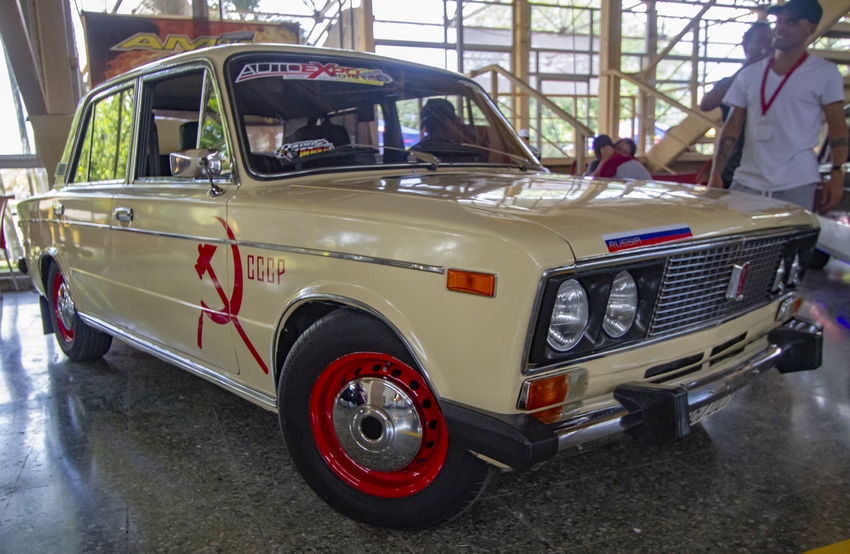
53 202 64 216
114 207 134 222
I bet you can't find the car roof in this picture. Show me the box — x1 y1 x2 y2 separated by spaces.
89 43 468 96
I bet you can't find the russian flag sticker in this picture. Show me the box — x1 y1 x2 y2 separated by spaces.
602 224 693 253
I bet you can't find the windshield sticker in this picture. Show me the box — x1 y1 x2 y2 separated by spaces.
235 61 393 85
602 224 692 253
276 139 335 161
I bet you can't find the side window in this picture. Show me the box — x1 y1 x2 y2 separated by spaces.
199 75 231 174
70 88 134 184
136 68 231 180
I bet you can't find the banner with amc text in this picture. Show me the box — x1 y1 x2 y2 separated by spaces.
82 12 300 86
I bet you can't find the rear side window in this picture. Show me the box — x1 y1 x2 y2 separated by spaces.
70 87 134 184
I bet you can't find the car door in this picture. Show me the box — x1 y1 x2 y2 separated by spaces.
51 84 135 328
111 65 240 375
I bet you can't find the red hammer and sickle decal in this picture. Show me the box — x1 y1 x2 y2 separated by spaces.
196 217 269 374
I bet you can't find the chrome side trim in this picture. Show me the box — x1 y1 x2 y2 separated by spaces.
79 313 277 412
69 224 446 275
28 220 445 274
233 239 445 274
552 343 783 452
46 220 111 230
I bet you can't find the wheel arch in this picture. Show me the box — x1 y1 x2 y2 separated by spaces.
272 295 439 401
36 250 61 297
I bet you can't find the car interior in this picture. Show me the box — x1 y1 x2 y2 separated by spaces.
228 56 525 176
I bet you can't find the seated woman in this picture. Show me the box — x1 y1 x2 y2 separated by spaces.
591 135 652 180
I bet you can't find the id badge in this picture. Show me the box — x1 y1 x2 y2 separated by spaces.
754 120 773 142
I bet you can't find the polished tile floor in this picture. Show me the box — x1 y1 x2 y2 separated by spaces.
1 261 850 554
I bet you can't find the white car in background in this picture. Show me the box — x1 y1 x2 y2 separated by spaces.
811 105 850 269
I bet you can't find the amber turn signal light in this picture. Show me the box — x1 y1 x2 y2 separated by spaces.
447 269 496 297
525 375 569 411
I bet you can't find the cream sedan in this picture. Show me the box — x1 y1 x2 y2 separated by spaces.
16 44 823 529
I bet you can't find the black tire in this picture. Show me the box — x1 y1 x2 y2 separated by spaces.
809 249 830 270
46 263 112 361
277 308 493 529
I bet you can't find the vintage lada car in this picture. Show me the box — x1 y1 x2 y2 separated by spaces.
16 44 823 529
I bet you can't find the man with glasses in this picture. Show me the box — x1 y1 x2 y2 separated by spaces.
708 0 848 211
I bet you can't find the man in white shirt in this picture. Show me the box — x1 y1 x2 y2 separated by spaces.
708 0 848 211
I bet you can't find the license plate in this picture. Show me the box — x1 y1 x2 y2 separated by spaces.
688 392 735 425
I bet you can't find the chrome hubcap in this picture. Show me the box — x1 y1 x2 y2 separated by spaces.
56 281 75 331
332 377 422 472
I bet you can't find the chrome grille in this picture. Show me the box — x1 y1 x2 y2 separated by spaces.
649 236 786 336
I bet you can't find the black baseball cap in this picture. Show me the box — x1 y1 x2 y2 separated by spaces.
767 0 823 24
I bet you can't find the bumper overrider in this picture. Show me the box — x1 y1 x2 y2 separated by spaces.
443 316 823 471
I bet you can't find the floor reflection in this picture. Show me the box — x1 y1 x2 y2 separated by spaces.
1 258 849 552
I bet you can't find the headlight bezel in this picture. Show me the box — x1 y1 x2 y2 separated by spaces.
602 270 639 338
547 279 590 351
528 260 664 369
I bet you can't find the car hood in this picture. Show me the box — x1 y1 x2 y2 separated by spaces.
311 171 818 260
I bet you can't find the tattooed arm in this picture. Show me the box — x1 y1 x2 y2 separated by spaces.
821 102 849 211
708 106 746 189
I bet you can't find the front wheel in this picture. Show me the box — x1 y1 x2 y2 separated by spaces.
46 263 112 361
278 309 492 529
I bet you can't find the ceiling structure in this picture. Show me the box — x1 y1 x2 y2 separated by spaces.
1 0 848 182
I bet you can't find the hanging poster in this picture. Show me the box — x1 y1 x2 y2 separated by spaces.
82 12 300 86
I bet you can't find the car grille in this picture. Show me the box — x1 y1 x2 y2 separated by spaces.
649 234 793 336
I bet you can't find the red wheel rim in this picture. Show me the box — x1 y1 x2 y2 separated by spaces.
309 352 448 498
52 270 75 343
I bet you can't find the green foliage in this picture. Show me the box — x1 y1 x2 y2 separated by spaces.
462 2 513 29
199 84 232 173
73 88 134 183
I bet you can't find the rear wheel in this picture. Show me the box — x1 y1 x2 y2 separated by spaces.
278 309 492 529
47 263 112 361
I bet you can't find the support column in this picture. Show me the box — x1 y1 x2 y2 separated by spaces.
356 0 375 52
192 0 209 19
598 0 622 138
511 0 531 131
638 0 657 155
0 0 81 178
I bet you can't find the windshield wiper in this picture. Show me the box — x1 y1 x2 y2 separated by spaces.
460 143 536 171
373 144 440 170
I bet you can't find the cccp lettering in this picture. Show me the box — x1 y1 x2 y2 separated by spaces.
246 255 286 284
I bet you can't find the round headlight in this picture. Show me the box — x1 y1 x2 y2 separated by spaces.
547 279 589 351
603 271 638 338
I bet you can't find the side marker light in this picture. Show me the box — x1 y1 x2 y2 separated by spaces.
447 269 496 297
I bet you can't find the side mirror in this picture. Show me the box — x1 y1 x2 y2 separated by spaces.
170 149 221 178
170 149 226 197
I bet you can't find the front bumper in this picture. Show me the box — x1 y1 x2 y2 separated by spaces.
444 317 822 470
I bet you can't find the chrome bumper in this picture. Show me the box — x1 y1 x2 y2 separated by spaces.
553 317 822 451
443 317 822 470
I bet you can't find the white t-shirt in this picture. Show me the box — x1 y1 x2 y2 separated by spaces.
723 54 844 191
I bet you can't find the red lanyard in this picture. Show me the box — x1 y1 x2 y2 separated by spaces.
760 53 808 116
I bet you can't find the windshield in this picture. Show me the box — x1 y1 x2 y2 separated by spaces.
227 54 536 176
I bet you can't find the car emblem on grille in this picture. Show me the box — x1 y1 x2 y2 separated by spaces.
726 263 750 301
